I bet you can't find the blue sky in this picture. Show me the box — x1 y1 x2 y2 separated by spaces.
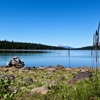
0 0 100 48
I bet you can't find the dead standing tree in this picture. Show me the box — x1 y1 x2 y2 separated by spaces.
68 49 70 68
93 22 100 79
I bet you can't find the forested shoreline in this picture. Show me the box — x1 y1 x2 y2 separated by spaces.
0 40 66 50
77 46 100 50
0 40 98 50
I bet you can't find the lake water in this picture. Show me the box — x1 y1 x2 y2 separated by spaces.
0 50 99 68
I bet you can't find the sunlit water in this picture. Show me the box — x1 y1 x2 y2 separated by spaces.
0 50 99 68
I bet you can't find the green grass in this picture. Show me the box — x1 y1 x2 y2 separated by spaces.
0 67 100 100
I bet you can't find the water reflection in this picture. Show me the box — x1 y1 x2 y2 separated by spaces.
0 50 98 68
60 50 67 56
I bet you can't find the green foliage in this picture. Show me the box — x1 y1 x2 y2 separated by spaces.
34 81 43 87
0 78 13 100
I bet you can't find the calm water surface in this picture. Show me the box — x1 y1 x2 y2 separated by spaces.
0 50 99 68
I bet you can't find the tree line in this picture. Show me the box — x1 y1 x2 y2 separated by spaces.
77 46 100 50
0 40 66 50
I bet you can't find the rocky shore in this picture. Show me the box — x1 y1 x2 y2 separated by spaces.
0 65 93 94
0 56 99 99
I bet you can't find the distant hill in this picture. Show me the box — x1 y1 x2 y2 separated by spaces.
77 46 96 50
63 46 74 49
58 44 99 50
58 44 75 49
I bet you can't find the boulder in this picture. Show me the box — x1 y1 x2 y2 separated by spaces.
46 67 56 72
6 56 25 68
8 74 15 81
23 67 31 70
0 74 15 81
32 66 37 69
31 85 49 94
56 65 64 69
0 75 8 79
26 78 34 84
67 71 92 84
38 66 46 69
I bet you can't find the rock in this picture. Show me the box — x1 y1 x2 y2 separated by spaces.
0 74 15 81
24 67 31 70
15 63 24 68
74 71 92 79
67 71 92 84
79 66 90 72
8 74 15 81
46 67 56 72
26 78 34 84
47 81 57 86
65 68 72 71
38 66 46 69
8 86 18 94
6 56 25 68
31 85 49 94
32 66 37 69
56 65 64 69
0 75 8 79
47 66 54 68
80 69 88 72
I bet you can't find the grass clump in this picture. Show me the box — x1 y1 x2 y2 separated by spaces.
0 78 13 100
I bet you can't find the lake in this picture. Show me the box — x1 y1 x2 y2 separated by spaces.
0 50 99 68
